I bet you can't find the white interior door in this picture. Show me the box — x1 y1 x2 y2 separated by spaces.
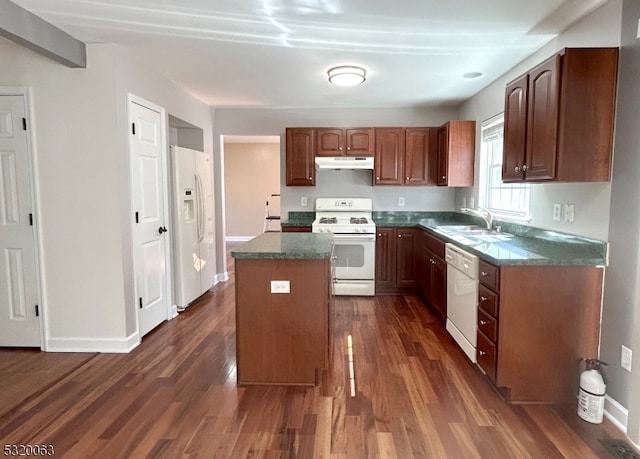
130 100 170 338
0 94 41 347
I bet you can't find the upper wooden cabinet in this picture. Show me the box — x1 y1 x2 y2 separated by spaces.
316 128 374 157
502 47 619 183
374 127 438 185
286 128 315 186
437 120 476 186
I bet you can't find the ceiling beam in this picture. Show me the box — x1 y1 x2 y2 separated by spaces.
0 0 86 68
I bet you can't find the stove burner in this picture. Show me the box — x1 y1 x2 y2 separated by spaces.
319 217 337 224
350 217 368 224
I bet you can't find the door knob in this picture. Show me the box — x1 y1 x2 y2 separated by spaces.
158 226 168 234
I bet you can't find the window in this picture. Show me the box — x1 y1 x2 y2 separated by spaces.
478 114 530 219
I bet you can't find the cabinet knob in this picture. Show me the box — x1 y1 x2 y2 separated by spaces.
441 175 446 180
514 166 519 173
398 234 402 238
376 176 380 180
308 176 312 180
522 164 528 171
480 320 488 325
347 147 351 151
339 146 343 151
480 296 488 302
481 271 488 277
406 176 409 180
479 350 486 356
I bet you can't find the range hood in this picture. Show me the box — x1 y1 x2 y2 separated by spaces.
315 156 374 170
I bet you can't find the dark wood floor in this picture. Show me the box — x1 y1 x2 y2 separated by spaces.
0 245 628 458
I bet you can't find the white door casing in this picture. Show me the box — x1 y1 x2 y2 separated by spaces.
0 93 41 347
129 98 171 338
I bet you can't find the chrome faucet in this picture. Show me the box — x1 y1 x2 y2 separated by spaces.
460 207 493 230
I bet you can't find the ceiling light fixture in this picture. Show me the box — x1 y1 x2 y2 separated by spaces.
327 65 366 86
463 72 483 79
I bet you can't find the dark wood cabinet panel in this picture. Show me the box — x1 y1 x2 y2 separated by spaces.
316 128 374 157
375 227 418 292
418 230 447 321
502 47 618 183
346 128 375 156
502 74 528 182
285 128 315 186
525 55 560 181
405 128 438 185
477 260 604 403
316 128 344 157
375 228 395 289
374 128 405 185
396 228 417 288
281 226 312 233
437 121 476 187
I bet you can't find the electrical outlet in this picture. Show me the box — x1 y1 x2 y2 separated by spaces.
301 196 307 207
564 203 575 223
553 203 562 222
270 280 290 294
398 197 405 207
621 345 632 372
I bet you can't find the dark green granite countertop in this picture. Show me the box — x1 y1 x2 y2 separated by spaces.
231 232 334 259
373 211 607 267
281 212 315 228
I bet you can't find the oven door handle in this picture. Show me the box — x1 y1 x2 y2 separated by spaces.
332 234 376 241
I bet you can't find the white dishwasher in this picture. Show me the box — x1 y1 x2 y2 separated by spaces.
445 243 479 362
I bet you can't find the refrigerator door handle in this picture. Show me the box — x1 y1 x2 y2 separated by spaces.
195 172 205 244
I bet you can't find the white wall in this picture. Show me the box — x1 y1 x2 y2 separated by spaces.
0 41 214 350
458 0 623 241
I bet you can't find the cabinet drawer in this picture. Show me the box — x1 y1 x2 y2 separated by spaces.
479 259 499 290
477 331 497 382
478 284 499 317
478 307 497 342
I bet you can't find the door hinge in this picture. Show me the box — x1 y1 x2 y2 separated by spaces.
22 118 27 131
35 305 39 317
139 297 143 309
29 213 33 226
132 123 136 135
135 211 139 223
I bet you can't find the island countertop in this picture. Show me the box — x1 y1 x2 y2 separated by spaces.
231 232 334 260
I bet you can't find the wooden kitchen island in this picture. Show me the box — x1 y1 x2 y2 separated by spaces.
231 233 334 386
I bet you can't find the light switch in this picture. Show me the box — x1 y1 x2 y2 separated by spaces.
270 280 290 294
301 196 308 207
398 197 405 207
552 203 562 221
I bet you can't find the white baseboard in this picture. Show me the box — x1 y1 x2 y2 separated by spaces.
46 333 140 353
604 394 628 433
215 271 229 283
225 236 253 242
170 305 179 319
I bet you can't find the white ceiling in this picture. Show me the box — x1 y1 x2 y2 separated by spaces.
10 0 607 109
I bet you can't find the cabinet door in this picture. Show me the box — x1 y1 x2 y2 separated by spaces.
525 54 560 181
431 255 447 320
286 128 315 186
346 128 374 157
396 228 416 288
405 128 437 185
502 74 528 182
436 125 449 185
375 228 395 289
374 128 405 185
316 128 343 157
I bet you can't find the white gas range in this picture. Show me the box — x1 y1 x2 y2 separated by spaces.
312 198 376 296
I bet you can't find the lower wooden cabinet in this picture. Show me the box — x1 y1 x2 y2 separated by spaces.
476 259 604 403
419 230 447 321
281 226 312 232
375 227 417 293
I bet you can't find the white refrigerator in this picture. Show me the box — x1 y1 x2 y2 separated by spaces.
170 145 215 310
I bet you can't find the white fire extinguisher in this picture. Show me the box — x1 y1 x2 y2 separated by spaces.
577 359 607 424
